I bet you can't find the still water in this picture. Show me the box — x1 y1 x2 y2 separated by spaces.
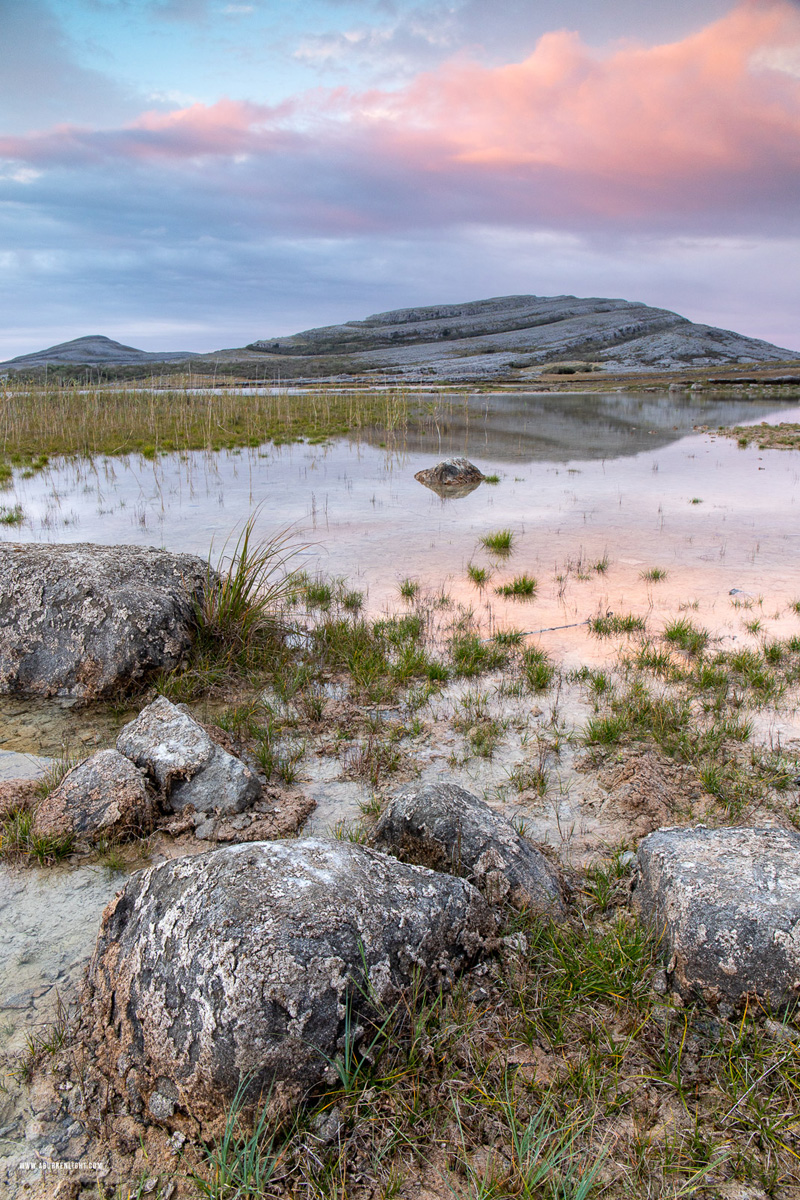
3 391 800 665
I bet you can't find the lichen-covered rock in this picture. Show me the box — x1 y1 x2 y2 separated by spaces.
632 825 800 1009
414 457 485 498
82 838 494 1127
33 750 152 845
374 781 565 913
0 543 210 699
116 696 260 815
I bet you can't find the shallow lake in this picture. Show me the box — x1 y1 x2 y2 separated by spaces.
2 390 800 674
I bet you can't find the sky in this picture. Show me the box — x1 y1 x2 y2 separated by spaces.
0 0 799 357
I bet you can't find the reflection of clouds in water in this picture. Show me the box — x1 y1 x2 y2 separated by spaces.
1 393 798 657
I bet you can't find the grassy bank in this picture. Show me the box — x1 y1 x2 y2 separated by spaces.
0 382 418 476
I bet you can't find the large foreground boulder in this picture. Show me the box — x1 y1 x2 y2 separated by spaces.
33 750 152 845
116 696 260 815
633 826 800 1009
374 781 565 913
82 838 494 1127
0 543 210 699
414 457 485 499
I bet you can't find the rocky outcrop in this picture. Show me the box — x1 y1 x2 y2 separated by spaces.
0 544 210 700
33 750 152 845
632 826 800 1009
116 697 260 815
414 458 485 499
374 782 565 913
82 838 494 1128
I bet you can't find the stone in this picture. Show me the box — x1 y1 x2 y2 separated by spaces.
116 696 260 815
373 781 565 913
0 778 40 821
82 838 494 1128
34 750 152 844
414 457 485 498
0 543 210 699
632 825 800 1009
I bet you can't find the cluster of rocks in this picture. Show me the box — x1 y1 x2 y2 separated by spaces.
31 696 276 849
76 780 564 1134
4 540 800 1162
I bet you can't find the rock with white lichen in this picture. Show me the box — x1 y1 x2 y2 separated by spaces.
81 838 495 1129
632 825 800 1009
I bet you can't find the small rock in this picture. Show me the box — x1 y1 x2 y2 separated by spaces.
374 781 565 913
34 749 152 844
633 825 800 1008
414 457 485 499
117 696 260 815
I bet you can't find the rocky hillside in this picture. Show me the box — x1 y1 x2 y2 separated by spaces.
2 296 797 379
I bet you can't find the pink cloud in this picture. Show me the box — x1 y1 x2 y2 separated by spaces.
2 0 799 230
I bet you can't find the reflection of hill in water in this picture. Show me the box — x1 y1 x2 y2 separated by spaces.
370 393 790 463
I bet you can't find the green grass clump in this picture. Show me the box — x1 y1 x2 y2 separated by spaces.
0 503 23 525
493 628 524 646
450 633 508 677
521 645 555 692
304 578 333 610
467 563 490 587
495 573 537 598
398 578 419 601
483 473 500 484
0 807 74 866
196 518 300 665
588 613 646 637
640 566 668 582
663 617 710 656
480 529 514 556
582 712 629 745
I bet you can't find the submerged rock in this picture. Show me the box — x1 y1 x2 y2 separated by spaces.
33 750 152 845
116 696 260 815
374 781 565 913
0 543 209 699
414 457 485 498
82 838 494 1127
632 825 800 1009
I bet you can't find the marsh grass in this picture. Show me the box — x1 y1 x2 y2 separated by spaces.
589 613 646 637
495 573 537 599
0 806 74 866
480 529 514 556
197 518 304 663
0 381 416 473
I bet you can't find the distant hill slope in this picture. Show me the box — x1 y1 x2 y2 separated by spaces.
0 335 197 370
2 297 797 378
246 295 799 378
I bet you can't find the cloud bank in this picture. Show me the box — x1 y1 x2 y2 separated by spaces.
1 0 799 354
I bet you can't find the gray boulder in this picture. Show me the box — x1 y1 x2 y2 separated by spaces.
116 696 260 815
0 543 210 699
33 749 152 845
82 838 494 1127
374 781 565 913
414 457 485 498
633 825 800 1009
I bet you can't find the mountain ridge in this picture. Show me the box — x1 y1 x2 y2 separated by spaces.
2 296 797 378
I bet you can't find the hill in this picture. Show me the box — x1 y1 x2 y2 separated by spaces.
2 297 797 380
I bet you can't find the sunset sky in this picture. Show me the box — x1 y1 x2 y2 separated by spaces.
1 0 799 357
